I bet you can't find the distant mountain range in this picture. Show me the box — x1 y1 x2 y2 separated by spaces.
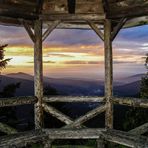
0 72 145 97
0 72 145 130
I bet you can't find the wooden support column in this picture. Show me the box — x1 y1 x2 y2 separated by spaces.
104 19 113 129
34 20 44 129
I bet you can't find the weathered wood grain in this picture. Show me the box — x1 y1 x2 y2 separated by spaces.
102 129 148 148
0 130 47 148
42 20 60 41
129 122 148 135
34 20 44 129
104 19 113 129
88 21 104 41
0 96 36 107
0 122 17 135
43 96 105 102
113 97 148 108
43 128 105 139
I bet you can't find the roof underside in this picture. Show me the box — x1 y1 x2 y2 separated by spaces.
0 0 148 29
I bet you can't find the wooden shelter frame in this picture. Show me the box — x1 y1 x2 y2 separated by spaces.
0 0 148 147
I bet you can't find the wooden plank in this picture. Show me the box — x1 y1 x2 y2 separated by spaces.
42 20 60 41
40 14 105 21
113 97 148 108
111 18 127 41
65 105 106 128
129 122 148 135
43 96 105 102
0 96 37 107
108 5 148 18
88 21 104 41
0 130 46 148
102 129 148 147
43 128 105 139
104 19 113 129
22 20 35 42
34 20 44 129
42 103 74 125
0 122 17 135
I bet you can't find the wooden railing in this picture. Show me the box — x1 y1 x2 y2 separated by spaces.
0 95 148 147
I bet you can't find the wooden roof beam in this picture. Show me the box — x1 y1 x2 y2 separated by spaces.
40 14 105 21
108 5 148 18
88 21 104 41
42 20 60 41
111 18 127 41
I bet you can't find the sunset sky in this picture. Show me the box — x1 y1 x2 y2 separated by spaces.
0 24 148 80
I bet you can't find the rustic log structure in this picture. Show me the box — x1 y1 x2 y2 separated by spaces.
0 0 148 147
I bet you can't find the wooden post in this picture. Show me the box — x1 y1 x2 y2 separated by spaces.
34 20 44 129
104 19 113 129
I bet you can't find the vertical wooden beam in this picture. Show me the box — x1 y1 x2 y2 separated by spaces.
34 20 44 129
97 138 105 148
104 19 113 129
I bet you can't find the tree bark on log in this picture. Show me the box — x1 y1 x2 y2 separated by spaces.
34 20 44 129
104 19 113 129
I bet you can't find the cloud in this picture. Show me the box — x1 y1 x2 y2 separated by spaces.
45 53 75 58
27 61 56 64
63 61 103 65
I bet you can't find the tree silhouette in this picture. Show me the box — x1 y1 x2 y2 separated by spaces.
123 54 148 131
0 44 11 71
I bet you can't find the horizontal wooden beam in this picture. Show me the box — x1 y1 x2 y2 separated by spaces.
43 128 105 139
0 96 37 107
113 97 148 108
102 129 148 147
40 14 105 21
0 130 46 148
43 96 105 102
0 122 17 135
108 5 148 18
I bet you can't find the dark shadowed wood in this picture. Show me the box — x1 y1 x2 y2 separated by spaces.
0 122 17 135
97 138 105 148
129 122 148 135
102 129 148 147
43 96 105 102
113 97 148 108
0 96 37 107
104 19 113 129
34 20 44 129
88 21 104 41
0 130 47 148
